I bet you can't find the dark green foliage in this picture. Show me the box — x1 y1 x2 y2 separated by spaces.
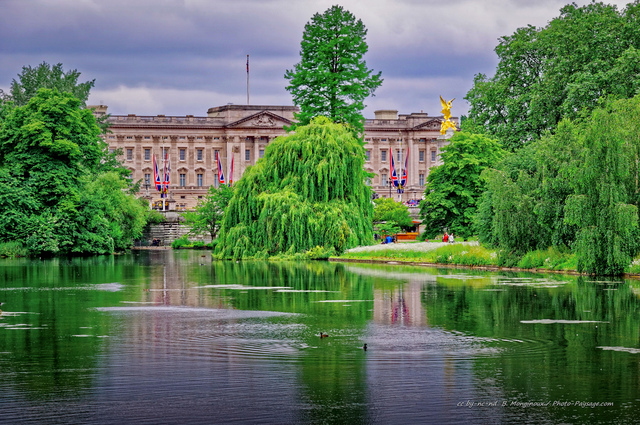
9 62 95 107
215 117 373 259
465 2 640 151
285 5 382 135
419 132 505 239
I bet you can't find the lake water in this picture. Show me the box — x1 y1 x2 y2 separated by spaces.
1 250 639 424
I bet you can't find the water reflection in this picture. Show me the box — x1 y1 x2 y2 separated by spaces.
0 252 639 424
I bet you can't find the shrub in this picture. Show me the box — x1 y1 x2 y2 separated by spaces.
0 241 28 258
171 235 191 249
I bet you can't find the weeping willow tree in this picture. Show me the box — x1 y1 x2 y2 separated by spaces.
214 117 373 260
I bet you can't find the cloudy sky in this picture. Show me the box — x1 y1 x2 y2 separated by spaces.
0 0 633 118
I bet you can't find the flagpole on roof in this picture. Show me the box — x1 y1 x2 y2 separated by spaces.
246 54 250 105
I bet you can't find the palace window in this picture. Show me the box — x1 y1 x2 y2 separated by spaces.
431 150 436 162
381 150 387 162
259 149 264 159
197 149 203 161
214 150 219 160
179 149 186 161
179 173 186 187
126 149 133 160
144 149 150 161
197 173 203 187
419 150 425 162
381 174 388 186
144 174 151 186
245 149 250 161
419 173 425 186
365 150 370 161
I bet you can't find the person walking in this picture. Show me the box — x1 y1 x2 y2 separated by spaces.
443 232 449 243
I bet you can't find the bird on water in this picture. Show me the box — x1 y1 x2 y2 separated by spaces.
319 332 328 338
362 344 367 351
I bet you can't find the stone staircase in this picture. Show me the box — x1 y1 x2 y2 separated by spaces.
135 211 211 247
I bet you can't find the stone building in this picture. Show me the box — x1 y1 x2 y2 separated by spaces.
93 104 453 210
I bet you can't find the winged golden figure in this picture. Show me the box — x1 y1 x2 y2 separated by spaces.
439 96 457 135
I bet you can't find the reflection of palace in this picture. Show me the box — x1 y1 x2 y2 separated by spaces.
373 281 428 327
92 104 454 209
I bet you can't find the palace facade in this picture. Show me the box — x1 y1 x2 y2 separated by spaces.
93 104 453 210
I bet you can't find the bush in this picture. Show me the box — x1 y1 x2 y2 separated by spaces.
517 247 576 271
171 235 191 249
0 241 28 258
146 210 165 224
305 245 337 260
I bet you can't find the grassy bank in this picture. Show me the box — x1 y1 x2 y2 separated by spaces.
336 242 580 272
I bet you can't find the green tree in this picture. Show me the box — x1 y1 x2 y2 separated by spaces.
373 198 413 230
215 117 373 259
0 89 105 208
8 62 95 107
476 124 580 253
564 97 640 275
465 2 640 151
285 5 382 135
183 184 234 239
419 132 505 238
0 88 145 255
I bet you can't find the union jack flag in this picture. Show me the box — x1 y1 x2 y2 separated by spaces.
400 146 408 188
390 150 398 187
217 151 225 184
153 155 162 192
161 152 170 198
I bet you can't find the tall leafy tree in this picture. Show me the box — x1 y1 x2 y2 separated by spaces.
215 117 373 260
419 132 505 238
476 123 580 253
0 88 145 255
8 62 95 107
564 96 640 275
285 5 382 134
465 1 640 151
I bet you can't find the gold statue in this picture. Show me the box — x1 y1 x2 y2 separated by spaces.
439 96 457 135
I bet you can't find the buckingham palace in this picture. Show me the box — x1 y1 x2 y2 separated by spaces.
92 104 453 210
